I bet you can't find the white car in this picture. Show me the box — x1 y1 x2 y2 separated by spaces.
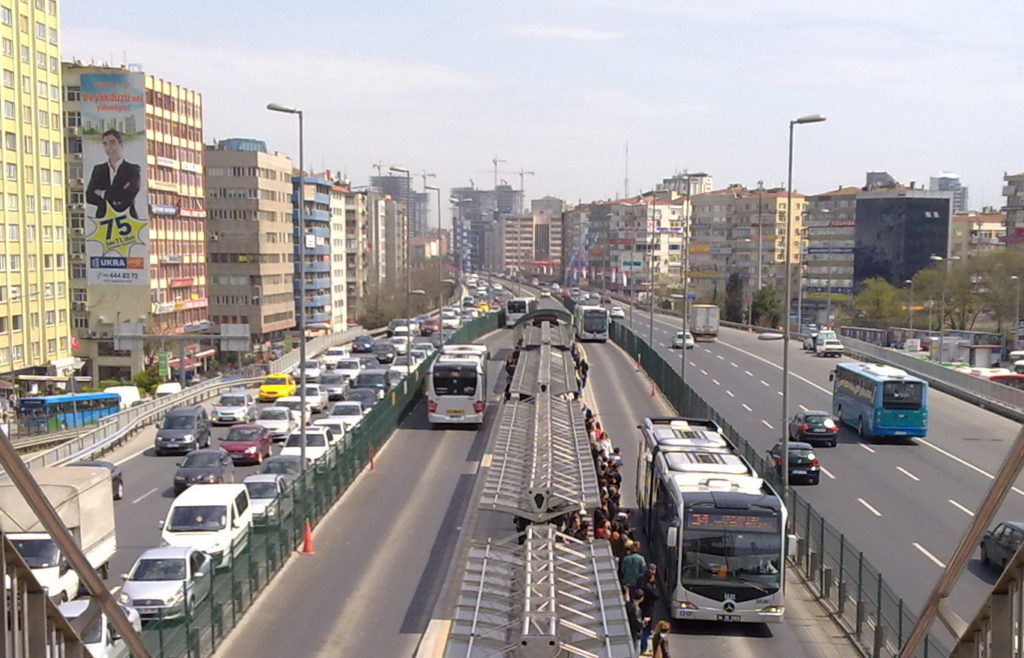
275 396 313 424
317 372 349 401
313 418 347 446
390 335 411 355
211 391 257 425
255 406 296 442
280 427 334 463
610 306 626 319
328 401 366 429
390 355 419 375
60 598 142 658
321 346 349 369
118 546 212 622
671 331 695 349
300 384 330 413
440 310 461 330
817 338 845 357
334 357 363 382
297 360 322 382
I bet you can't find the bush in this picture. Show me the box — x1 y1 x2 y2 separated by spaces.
98 379 124 390
132 368 161 395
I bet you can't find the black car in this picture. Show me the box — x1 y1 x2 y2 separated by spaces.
69 460 124 500
981 521 1024 571
173 448 236 495
345 387 380 410
373 342 396 364
788 411 839 447
768 442 820 485
261 455 304 485
352 335 375 353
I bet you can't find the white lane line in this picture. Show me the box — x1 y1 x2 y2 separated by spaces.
716 354 724 360
761 419 774 430
777 391 783 396
896 466 920 482
109 585 121 595
731 362 738 368
915 437 1024 498
659 343 667 348
131 487 159 505
742 403 753 412
689 361 697 367
857 498 882 517
703 348 712 354
799 404 809 412
726 390 735 398
760 379 771 387
114 444 154 466
745 370 754 377
481 453 493 468
712 379 720 386
948 499 975 517
859 444 877 454
700 369 708 376
913 542 946 568
820 466 836 480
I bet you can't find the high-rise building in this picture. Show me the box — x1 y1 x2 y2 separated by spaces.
0 1 73 385
370 174 429 236
803 187 859 323
343 187 370 323
205 139 295 351
531 196 564 278
326 180 348 331
930 172 968 214
450 184 523 272
64 63 206 383
656 173 714 196
1002 172 1024 246
292 173 345 336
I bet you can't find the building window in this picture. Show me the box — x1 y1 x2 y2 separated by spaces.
7 224 17 241
11 315 21 331
44 311 54 326
65 86 80 102
2 101 12 119
35 51 45 70
0 8 10 26
4 132 14 150
19 45 27 64
5 163 15 180
2 70 11 88
22 135 30 153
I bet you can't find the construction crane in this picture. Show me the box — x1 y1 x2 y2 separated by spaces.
491 155 506 189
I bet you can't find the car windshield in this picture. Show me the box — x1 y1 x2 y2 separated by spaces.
883 381 924 409
303 361 319 369
259 408 289 420
394 356 412 366
805 414 833 426
162 415 195 430
347 391 377 405
333 403 362 415
167 505 227 532
374 344 393 353
263 459 301 475
245 482 280 499
10 538 59 569
130 558 186 582
264 377 288 386
320 373 345 384
287 433 327 447
219 395 246 406
278 400 301 411
337 360 360 370
182 452 221 468
356 373 387 388
225 428 262 442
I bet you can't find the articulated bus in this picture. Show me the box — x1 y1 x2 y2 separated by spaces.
505 297 538 327
573 304 609 342
830 363 928 438
427 347 488 426
636 417 788 623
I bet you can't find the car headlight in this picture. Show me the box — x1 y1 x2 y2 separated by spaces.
183 434 194 441
266 504 277 517
119 591 130 604
168 590 184 605
245 446 257 453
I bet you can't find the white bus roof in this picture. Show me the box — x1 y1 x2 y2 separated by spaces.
662 451 751 476
644 418 728 448
842 362 920 381
434 354 483 366
670 472 765 495
440 344 487 356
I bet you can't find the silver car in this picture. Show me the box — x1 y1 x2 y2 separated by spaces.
243 473 292 522
119 546 212 621
255 406 296 442
212 391 256 425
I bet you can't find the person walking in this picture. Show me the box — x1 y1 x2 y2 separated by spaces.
626 587 644 655
636 563 659 653
619 541 647 587
651 620 672 658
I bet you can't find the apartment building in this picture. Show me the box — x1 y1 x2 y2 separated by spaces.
327 181 348 331
950 210 1005 260
1003 172 1024 246
803 186 859 323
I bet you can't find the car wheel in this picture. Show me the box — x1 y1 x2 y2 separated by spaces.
829 438 837 448
114 480 124 500
981 545 990 565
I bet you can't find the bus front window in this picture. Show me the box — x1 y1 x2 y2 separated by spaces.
680 531 782 590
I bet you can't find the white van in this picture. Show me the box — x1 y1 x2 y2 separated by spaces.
160 483 252 567
154 382 183 398
103 385 142 410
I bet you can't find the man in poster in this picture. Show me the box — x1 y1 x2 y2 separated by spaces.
85 129 141 218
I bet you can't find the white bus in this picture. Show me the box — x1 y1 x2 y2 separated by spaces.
505 297 538 327
427 351 488 426
573 304 610 342
635 417 788 623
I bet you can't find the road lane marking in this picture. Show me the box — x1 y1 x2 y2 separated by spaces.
659 343 667 348
859 444 876 454
778 391 783 396
700 369 708 376
760 379 770 387
857 498 882 517
745 370 754 377
948 499 975 516
820 466 836 480
114 444 155 466
131 487 159 505
896 467 920 482
731 362 738 368
716 354 724 360
481 453 493 468
742 404 753 412
914 437 1024 497
726 390 735 397
109 585 121 595
703 348 712 354
689 361 696 367
799 404 809 412
712 379 720 386
761 420 774 430
913 542 946 568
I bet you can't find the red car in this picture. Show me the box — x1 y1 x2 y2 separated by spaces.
219 424 273 465
420 318 441 336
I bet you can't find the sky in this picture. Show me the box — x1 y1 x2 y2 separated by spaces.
62 0 1024 224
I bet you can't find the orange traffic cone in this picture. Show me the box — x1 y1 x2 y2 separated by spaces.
650 382 657 398
300 520 316 555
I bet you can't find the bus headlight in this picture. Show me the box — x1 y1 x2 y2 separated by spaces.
759 605 783 614
677 602 698 610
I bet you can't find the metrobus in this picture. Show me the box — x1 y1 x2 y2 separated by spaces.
830 363 928 438
505 297 538 327
635 417 787 623
17 392 122 434
573 304 609 342
427 349 488 426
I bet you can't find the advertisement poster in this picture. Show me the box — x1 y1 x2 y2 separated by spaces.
81 72 149 285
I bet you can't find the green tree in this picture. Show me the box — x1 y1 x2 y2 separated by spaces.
854 278 903 328
724 272 744 322
751 285 783 327
132 368 160 395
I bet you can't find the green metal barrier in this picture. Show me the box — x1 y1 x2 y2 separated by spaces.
138 311 506 657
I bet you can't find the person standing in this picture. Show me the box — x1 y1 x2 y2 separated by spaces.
651 620 672 658
636 563 659 653
619 540 647 587
625 587 644 654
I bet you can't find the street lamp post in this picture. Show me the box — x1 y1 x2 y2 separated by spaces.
1013 275 1021 350
390 166 413 364
930 254 960 362
267 102 307 469
782 113 826 495
905 279 914 331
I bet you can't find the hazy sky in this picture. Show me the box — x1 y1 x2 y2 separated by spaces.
62 1 1024 222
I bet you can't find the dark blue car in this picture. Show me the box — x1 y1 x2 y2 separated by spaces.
352 335 375 353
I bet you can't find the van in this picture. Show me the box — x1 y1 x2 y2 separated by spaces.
154 382 183 398
160 483 252 567
103 385 142 410
154 407 211 455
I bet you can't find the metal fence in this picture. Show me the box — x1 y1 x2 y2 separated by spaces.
607 320 949 658
131 311 504 657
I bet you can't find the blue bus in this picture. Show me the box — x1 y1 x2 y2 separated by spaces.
830 363 928 438
17 392 122 434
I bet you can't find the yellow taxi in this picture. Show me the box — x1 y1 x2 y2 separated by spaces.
477 301 491 313
259 373 297 402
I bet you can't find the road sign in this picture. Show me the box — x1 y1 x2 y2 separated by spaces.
158 351 170 379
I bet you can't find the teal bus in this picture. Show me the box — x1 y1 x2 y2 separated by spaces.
830 363 928 438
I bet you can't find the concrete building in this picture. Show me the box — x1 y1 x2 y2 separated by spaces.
0 1 73 385
327 181 348 331
1003 172 1024 246
931 172 968 214
292 174 339 337
450 184 523 273
950 210 1005 260
205 139 295 351
656 172 714 196
370 173 429 236
64 63 206 383
531 196 564 278
803 187 859 323
497 214 534 276
342 187 370 323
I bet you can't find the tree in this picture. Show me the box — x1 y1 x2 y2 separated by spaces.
132 368 160 395
751 285 783 327
724 272 744 322
854 278 903 327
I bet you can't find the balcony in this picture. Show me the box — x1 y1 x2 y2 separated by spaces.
301 278 331 291
295 208 330 222
305 294 331 306
304 261 331 273
306 311 331 324
306 225 330 239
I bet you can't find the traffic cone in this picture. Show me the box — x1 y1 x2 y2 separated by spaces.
300 520 316 555
650 382 657 398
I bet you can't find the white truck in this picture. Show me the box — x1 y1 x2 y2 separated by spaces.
1 466 117 602
689 304 720 341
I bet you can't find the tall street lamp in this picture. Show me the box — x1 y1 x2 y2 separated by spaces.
390 166 413 353
930 254 960 362
267 102 308 470
409 289 426 376
1013 274 1021 350
905 279 914 331
782 113 826 495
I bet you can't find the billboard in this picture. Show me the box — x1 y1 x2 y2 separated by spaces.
81 72 149 286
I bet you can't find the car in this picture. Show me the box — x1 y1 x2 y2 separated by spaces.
173 448 236 495
390 335 411 355
313 418 348 446
803 333 819 350
356 354 380 370
280 427 334 463
386 318 411 336
540 290 551 298
461 308 480 320
768 441 820 485
300 384 329 413
155 407 212 456
818 338 845 357
260 455 304 485
462 296 476 308
318 372 349 401
118 547 212 621
321 346 349 369
334 357 363 383
242 474 292 523
60 598 142 657
259 373 297 402
420 318 441 336
409 347 432 362
610 306 626 319
440 310 462 330
345 387 380 410
297 360 322 382
373 342 397 364
275 396 314 424
390 355 418 374
68 460 124 500
671 331 695 350
255 406 296 442
412 340 435 354
211 391 256 425
328 401 367 429
352 335 376 353
354 369 392 399
789 411 839 447
219 424 273 465
981 521 1024 572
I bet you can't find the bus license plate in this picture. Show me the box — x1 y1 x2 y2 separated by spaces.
448 410 464 415
717 614 740 622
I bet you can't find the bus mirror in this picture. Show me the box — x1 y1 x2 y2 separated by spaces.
666 526 678 548
787 533 799 558
828 372 834 382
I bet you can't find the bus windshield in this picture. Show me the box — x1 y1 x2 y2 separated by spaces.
681 511 782 589
583 311 608 332
432 366 478 396
507 300 526 314
882 381 923 409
